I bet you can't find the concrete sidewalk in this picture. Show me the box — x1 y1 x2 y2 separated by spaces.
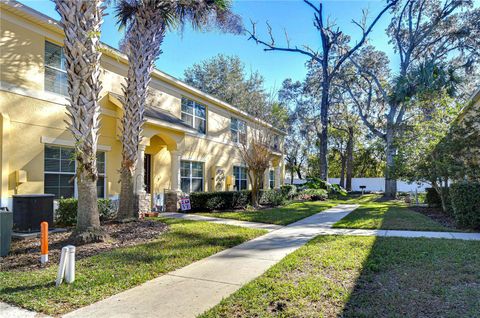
0 301 50 318
161 212 283 231
163 212 480 241
303 228 480 240
63 204 358 318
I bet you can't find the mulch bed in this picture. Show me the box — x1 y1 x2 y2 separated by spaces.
1 220 168 272
409 206 459 230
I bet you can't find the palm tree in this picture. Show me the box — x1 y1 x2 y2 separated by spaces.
115 0 242 221
54 0 108 243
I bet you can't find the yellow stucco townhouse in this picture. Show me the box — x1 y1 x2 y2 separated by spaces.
0 1 285 211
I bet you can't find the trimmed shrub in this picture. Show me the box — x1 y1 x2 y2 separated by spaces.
56 198 116 226
56 198 77 226
189 190 251 212
328 184 348 198
98 199 116 220
280 185 297 199
259 189 287 206
425 187 442 207
450 182 480 229
299 188 328 201
304 177 329 190
304 177 347 197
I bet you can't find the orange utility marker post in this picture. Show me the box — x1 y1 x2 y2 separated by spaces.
40 221 48 264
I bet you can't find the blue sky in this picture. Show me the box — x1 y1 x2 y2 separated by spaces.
20 0 397 91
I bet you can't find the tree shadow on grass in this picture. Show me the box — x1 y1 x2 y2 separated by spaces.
0 281 54 294
339 236 480 317
94 226 259 265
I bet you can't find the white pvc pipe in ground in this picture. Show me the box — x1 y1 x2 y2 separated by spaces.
56 245 76 287
65 245 75 284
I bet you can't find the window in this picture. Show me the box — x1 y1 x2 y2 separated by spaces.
44 145 75 199
180 161 204 193
44 145 106 199
181 97 206 134
269 170 275 189
44 41 68 96
231 118 247 144
233 166 248 191
272 135 280 151
96 152 106 198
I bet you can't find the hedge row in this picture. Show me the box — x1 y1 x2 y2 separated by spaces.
425 187 442 207
188 185 330 212
189 186 298 212
56 198 116 226
450 182 480 229
189 190 252 212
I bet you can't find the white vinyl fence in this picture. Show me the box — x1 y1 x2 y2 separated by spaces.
286 177 430 193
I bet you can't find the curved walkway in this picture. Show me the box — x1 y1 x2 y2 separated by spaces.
161 212 283 231
63 204 358 318
319 228 480 240
4 204 478 318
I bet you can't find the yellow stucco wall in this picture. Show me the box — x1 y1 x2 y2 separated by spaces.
0 2 285 207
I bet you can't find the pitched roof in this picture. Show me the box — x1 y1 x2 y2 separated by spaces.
108 93 196 132
1 0 286 136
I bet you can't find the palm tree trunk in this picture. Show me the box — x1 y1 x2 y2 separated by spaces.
117 168 136 220
54 0 108 243
117 3 165 221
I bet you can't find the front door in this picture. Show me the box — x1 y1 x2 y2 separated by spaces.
144 154 152 194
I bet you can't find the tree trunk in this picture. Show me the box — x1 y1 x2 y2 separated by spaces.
432 181 449 214
251 172 262 207
296 168 302 180
339 155 346 188
117 5 165 221
117 169 136 221
318 81 330 181
384 126 397 198
346 126 354 191
54 0 107 243
73 172 107 244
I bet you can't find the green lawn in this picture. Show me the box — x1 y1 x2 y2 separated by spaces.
197 200 338 225
200 235 480 318
333 194 449 231
0 218 266 316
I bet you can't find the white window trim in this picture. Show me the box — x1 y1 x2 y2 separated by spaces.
41 136 112 152
44 145 107 199
181 97 207 134
233 165 248 191
44 41 68 95
180 160 204 193
269 170 275 189
231 117 247 145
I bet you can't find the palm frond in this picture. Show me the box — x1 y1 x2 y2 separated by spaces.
114 0 138 31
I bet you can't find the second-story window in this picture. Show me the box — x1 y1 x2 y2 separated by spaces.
181 97 206 134
44 41 68 96
272 135 280 151
231 118 247 144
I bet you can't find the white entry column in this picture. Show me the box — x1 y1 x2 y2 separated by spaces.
170 150 181 191
263 169 270 189
274 164 281 189
134 144 147 194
